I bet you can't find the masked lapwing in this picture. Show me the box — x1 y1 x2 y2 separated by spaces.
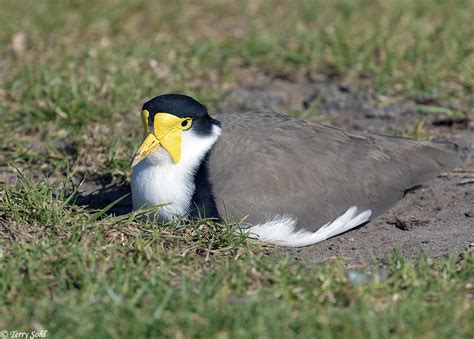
131 94 460 247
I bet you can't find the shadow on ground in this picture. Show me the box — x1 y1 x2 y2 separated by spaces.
75 181 132 216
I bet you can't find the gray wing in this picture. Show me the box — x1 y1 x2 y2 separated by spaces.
208 112 460 230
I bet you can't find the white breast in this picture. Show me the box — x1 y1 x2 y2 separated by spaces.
131 149 196 222
131 125 221 222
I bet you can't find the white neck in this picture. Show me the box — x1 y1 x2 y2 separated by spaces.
131 124 221 222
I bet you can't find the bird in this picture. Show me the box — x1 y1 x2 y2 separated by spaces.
130 94 460 247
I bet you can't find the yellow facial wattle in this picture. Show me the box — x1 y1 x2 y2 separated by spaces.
131 111 192 167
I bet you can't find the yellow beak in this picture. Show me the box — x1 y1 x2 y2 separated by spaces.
131 112 192 167
131 132 160 167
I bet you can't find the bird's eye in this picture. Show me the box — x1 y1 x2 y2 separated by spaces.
181 118 192 129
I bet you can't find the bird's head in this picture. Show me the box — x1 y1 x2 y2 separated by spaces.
131 94 221 167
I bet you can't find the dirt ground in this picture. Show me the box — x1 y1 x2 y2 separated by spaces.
77 74 473 264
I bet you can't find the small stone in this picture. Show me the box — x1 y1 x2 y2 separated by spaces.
11 32 27 58
387 217 410 231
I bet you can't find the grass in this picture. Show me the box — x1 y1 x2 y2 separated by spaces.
0 0 473 337
1 0 473 181
1 172 473 338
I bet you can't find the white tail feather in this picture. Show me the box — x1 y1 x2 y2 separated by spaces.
242 206 372 247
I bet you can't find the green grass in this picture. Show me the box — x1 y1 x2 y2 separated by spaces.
1 0 473 337
1 0 473 181
1 172 473 338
